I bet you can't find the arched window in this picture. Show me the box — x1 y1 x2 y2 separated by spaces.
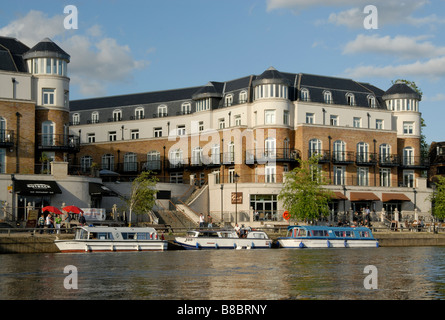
239 91 248 103
300 88 310 102
113 109 122 122
72 113 80 125
181 102 191 115
135 107 145 119
192 147 203 165
403 147 414 166
146 151 160 171
309 138 322 158
157 105 168 117
0 117 6 143
333 140 346 162
356 142 369 162
124 152 137 172
323 91 333 104
169 149 183 168
225 94 233 107
368 95 376 108
346 93 355 106
91 111 99 124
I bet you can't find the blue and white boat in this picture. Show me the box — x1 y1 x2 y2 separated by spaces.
175 229 272 250
278 225 379 248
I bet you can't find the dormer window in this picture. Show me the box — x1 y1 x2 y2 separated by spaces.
324 91 333 104
346 93 355 106
134 107 144 119
157 105 168 117
239 91 248 103
181 102 191 115
225 94 233 107
72 113 80 125
300 88 310 102
113 109 122 122
368 95 376 108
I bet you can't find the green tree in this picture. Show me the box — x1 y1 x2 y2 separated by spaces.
125 171 158 226
429 175 445 223
278 155 334 223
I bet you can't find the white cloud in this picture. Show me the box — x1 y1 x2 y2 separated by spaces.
266 0 442 28
344 56 445 79
343 34 445 60
0 10 149 97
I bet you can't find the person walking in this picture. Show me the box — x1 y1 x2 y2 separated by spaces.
45 214 54 234
37 214 45 234
63 212 71 233
199 213 205 228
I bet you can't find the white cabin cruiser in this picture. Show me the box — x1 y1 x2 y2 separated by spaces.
174 229 272 250
55 226 168 253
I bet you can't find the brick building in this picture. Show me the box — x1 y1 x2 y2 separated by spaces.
70 67 433 225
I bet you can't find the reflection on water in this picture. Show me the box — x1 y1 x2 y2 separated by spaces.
0 247 444 300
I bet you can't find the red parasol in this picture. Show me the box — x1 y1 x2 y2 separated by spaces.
42 206 62 215
62 205 84 214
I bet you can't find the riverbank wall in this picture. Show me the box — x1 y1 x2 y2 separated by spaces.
0 232 444 254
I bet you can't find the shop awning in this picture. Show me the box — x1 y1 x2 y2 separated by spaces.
89 183 118 197
382 193 411 202
350 192 380 201
333 192 348 200
14 180 62 196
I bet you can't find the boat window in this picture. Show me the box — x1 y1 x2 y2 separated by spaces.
76 229 88 240
250 232 266 239
187 231 197 237
334 230 354 238
121 233 137 239
136 233 155 240
298 229 307 237
89 232 114 240
312 230 329 237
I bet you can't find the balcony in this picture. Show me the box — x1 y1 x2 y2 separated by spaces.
308 150 331 163
38 134 80 153
246 148 300 164
0 130 14 149
379 154 400 167
332 151 355 164
400 156 430 169
356 153 378 166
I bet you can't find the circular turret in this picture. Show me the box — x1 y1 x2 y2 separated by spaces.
382 81 421 112
253 67 290 100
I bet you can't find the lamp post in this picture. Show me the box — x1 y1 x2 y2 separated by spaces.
235 173 240 225
220 184 224 223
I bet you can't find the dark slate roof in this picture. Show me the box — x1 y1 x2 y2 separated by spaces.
192 81 224 100
253 66 291 86
70 86 200 112
0 36 30 72
23 38 70 61
383 82 421 100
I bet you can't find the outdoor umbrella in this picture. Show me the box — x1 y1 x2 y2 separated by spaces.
42 206 62 215
62 205 84 214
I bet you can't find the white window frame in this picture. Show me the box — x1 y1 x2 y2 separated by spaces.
42 88 55 105
265 110 276 124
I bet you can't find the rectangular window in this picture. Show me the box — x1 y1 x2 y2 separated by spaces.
131 129 139 140
403 170 415 187
235 115 241 126
219 118 225 129
198 121 204 132
403 122 414 135
108 131 117 141
170 172 183 184
265 110 275 124
283 111 289 125
380 168 391 187
177 125 186 136
376 119 383 130
357 167 369 186
42 89 55 105
87 133 95 143
154 127 162 138
353 117 361 128
306 113 314 124
330 115 338 126
333 166 345 185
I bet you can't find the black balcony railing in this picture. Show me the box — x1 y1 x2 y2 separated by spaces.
0 130 14 148
332 151 355 164
400 156 430 169
379 154 400 167
246 148 300 164
356 152 378 166
38 134 80 153
308 150 331 163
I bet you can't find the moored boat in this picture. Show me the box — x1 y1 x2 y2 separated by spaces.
278 225 379 248
55 226 168 253
174 229 272 250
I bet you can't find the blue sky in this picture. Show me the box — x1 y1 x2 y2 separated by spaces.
1 0 445 144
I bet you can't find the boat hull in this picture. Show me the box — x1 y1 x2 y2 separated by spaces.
278 238 379 249
175 237 272 250
55 240 168 253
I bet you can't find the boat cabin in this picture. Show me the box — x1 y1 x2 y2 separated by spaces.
75 226 160 241
286 225 374 240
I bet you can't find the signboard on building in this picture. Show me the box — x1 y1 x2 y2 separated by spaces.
25 209 39 228
81 208 106 221
231 192 243 204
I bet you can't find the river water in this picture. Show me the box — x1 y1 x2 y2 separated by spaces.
0 247 444 300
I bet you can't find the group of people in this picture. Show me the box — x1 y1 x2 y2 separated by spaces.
199 213 213 228
37 212 87 234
